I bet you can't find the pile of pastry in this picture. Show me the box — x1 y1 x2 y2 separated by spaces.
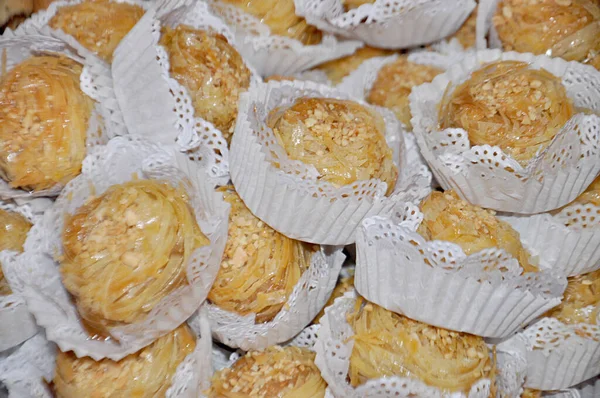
0 0 599 397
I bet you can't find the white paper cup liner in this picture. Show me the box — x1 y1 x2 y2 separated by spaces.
189 247 345 351
499 202 600 277
294 0 476 49
410 50 600 214
355 202 567 338
6 136 229 360
502 314 600 391
229 79 432 245
315 292 525 398
476 0 503 50
0 333 56 398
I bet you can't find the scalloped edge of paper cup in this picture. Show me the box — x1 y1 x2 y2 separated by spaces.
409 49 600 214
229 79 432 245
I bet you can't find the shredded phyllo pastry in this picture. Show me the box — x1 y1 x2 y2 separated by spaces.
315 46 394 84
314 275 354 324
61 179 209 339
341 0 375 10
208 346 327 397
573 175 600 207
493 0 600 69
48 0 144 62
418 191 539 273
268 97 398 195
368 55 442 129
53 323 196 398
0 55 93 192
439 60 574 166
521 389 542 398
160 25 251 143
208 186 315 323
348 297 496 393
220 0 322 45
545 269 600 325
0 209 31 295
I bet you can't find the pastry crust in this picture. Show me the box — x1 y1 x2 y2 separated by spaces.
348 297 495 393
545 268 600 326
53 324 196 398
208 346 327 397
0 208 31 295
0 0 33 27
160 25 251 144
368 55 442 129
61 179 210 339
315 46 394 84
573 175 600 207
208 186 315 323
0 55 93 192
438 60 574 166
49 0 144 62
268 97 398 195
418 191 538 273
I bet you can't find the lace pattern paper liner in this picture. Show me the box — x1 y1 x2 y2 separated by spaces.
294 0 476 49
314 292 524 398
409 50 600 214
207 0 362 77
354 203 567 338
230 79 432 245
7 136 229 361
0 35 110 200
190 247 345 351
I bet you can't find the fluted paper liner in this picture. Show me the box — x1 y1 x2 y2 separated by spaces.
409 50 600 213
7 136 229 360
548 377 600 398
229 79 432 245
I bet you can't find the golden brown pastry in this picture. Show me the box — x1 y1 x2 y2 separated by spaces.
53 323 196 398
219 0 322 45
208 186 315 323
264 74 295 82
48 0 143 62
449 4 478 49
208 346 327 397
160 25 251 144
0 208 32 295
544 268 600 325
521 389 542 398
315 46 395 84
418 191 538 273
0 55 94 192
0 0 32 28
61 179 210 339
348 297 495 393
493 0 600 68
342 0 374 10
314 275 354 324
368 55 442 129
268 97 398 195
33 0 57 12
573 175 600 207
439 60 574 166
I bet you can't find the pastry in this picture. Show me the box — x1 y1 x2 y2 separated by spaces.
208 186 315 323
33 0 57 12
493 0 600 69
0 55 94 192
449 3 478 49
315 46 394 84
0 0 33 29
367 55 442 129
0 208 32 295
439 60 574 165
208 346 327 397
544 268 600 326
572 175 600 207
268 97 398 195
314 275 354 323
348 296 495 393
159 25 251 143
342 0 374 10
61 179 210 338
53 323 196 398
48 0 144 62
521 389 542 398
418 191 539 273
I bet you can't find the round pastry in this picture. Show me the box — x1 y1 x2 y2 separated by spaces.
267 97 398 195
53 323 196 398
208 346 327 397
544 268 600 326
315 46 394 84
314 275 354 324
208 186 315 323
0 55 94 192
220 0 322 45
439 60 574 165
0 208 32 295
418 190 538 273
48 0 144 62
61 179 210 338
348 296 495 392
367 55 442 129
493 0 600 68
159 24 252 144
